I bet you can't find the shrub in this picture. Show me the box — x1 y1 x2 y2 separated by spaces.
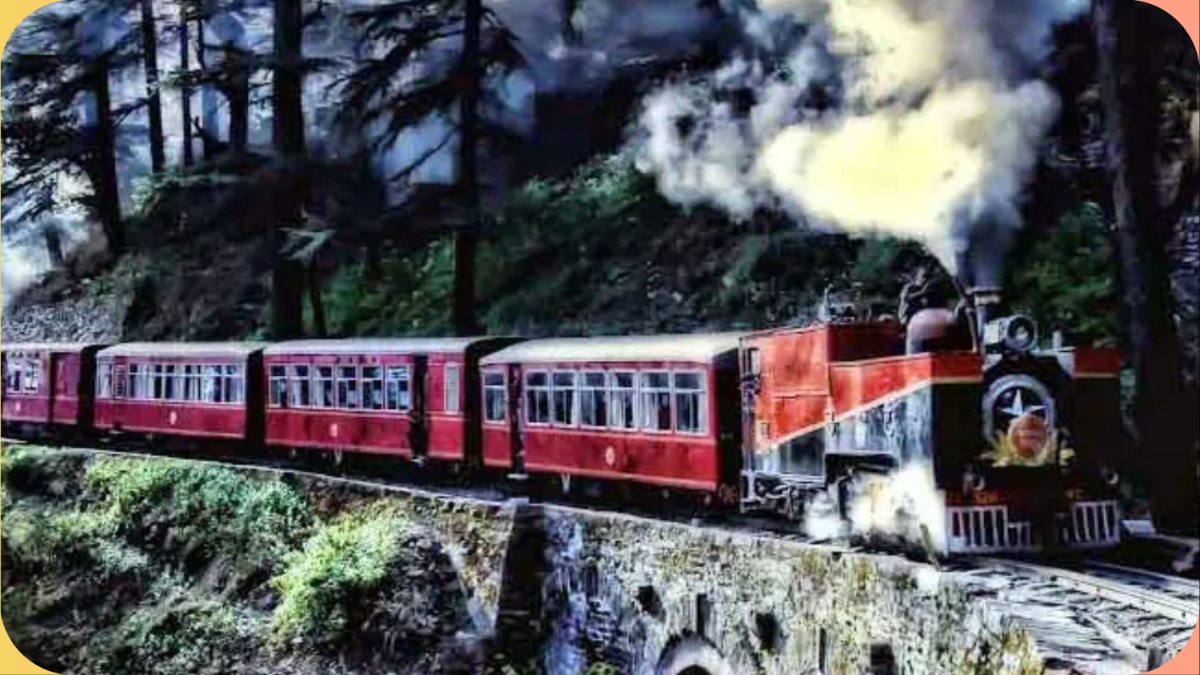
83 458 312 582
270 503 410 645
270 501 472 656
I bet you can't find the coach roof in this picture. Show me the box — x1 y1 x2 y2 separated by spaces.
481 333 744 365
2 343 102 353
264 337 504 356
98 343 265 359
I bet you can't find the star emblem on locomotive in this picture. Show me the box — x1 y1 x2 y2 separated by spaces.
983 375 1058 466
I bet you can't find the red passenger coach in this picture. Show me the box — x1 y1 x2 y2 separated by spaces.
93 343 263 441
262 339 515 463
479 334 745 495
2 343 105 429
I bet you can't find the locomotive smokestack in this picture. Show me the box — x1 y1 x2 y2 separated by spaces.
970 286 1003 339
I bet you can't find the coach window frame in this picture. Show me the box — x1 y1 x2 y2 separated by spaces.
482 367 506 420
638 370 673 433
385 365 412 412
269 365 289 408
672 369 708 436
362 365 385 411
525 370 551 427
288 364 312 409
551 370 578 427
444 363 461 414
607 370 638 431
337 365 360 410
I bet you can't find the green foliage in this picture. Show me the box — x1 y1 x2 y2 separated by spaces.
90 573 251 675
1008 203 1119 347
83 458 313 583
324 239 455 336
269 503 411 645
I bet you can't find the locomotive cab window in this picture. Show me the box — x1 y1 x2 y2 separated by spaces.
552 371 577 426
385 366 411 411
674 372 707 435
639 372 672 432
444 364 461 413
270 366 289 408
483 371 506 423
363 367 384 411
525 371 551 425
608 372 637 430
580 372 608 428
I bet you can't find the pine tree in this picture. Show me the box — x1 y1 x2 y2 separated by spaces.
334 0 524 336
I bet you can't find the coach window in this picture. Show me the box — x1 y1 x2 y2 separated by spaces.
222 365 243 404
129 364 145 400
337 366 360 410
151 364 165 400
483 371 506 423
674 372 707 434
639 372 672 432
444 364 461 414
23 358 42 394
525 371 551 425
270 366 288 408
182 365 198 401
608 372 637 430
552 371 577 426
580 372 608 428
363 367 384 411
114 365 127 398
5 359 22 394
201 365 221 403
289 366 312 408
313 366 335 408
385 366 411 411
97 363 113 399
163 365 179 400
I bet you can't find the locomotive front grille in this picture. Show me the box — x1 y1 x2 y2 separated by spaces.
1060 500 1120 548
946 505 1034 553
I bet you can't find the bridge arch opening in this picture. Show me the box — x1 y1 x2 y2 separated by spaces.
655 635 736 675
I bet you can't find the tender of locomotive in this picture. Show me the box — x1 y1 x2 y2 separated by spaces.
739 289 1124 553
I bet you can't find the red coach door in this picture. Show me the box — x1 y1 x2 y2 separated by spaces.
48 353 63 426
409 356 429 462
507 364 525 476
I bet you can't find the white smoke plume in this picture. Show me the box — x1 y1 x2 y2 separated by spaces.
633 0 1086 276
802 462 948 552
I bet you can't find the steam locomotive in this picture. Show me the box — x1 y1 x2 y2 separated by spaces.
1 289 1124 555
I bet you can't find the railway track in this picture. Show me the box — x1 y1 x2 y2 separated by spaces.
962 557 1198 672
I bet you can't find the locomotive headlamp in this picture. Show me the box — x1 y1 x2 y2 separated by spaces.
984 315 1038 354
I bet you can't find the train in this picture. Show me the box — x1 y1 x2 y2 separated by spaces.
1 287 1126 555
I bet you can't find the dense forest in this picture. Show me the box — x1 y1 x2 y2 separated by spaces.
1 0 1197 525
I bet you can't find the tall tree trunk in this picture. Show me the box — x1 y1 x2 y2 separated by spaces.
453 0 483 337
1094 0 1196 532
180 16 195 167
307 263 327 338
270 0 307 339
92 56 124 254
199 16 222 159
228 53 251 155
140 0 166 173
